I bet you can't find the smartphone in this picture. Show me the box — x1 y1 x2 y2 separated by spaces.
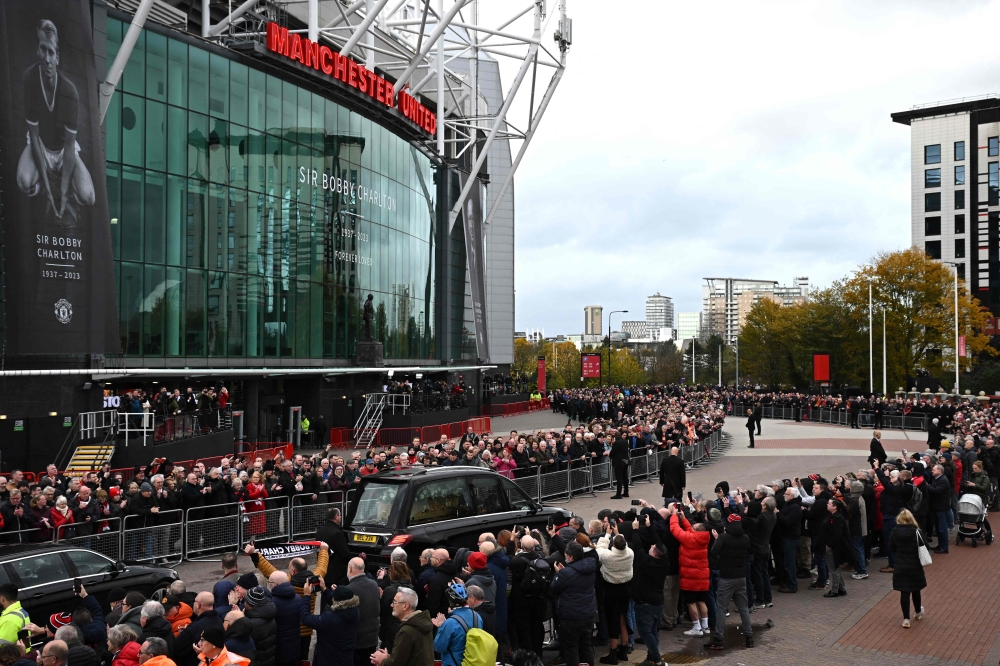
630 499 641 506
309 575 320 591
73 578 82 594
16 629 29 642
687 491 694 502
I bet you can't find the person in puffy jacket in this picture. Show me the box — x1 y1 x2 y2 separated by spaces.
174 593 223 666
107 625 141 666
594 529 633 665
222 613 256 662
300 583 360 666
703 514 752 650
266 573 304 666
776 488 802 593
549 542 596 666
667 505 710 638
463 553 495 605
484 544 509 641
242 588 276 666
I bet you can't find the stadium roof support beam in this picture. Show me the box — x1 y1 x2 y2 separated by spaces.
447 0 547 229
101 0 154 122
339 0 393 56
391 0 470 98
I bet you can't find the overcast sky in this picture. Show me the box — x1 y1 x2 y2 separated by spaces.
481 0 998 335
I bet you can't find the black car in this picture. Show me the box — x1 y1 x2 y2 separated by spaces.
344 467 564 569
0 544 178 619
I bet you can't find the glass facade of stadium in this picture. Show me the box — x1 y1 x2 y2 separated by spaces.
99 12 475 366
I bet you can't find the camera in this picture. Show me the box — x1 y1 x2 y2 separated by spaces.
630 499 641 506
309 575 321 591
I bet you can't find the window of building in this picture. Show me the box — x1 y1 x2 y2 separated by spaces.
955 141 965 161
925 240 941 259
955 189 965 210
925 169 941 188
991 163 999 206
955 214 965 234
955 239 965 258
925 192 941 212
957 263 965 280
924 144 941 164
924 217 941 236
991 137 999 157
955 165 965 186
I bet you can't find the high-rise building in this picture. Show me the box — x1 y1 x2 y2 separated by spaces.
621 320 647 339
645 293 675 331
584 305 603 336
702 277 809 343
892 98 984 294
677 312 701 341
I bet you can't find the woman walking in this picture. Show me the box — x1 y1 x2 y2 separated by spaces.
889 509 927 628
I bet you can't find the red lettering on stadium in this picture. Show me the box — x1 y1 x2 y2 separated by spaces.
265 22 434 137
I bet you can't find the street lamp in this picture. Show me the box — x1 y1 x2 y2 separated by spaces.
944 262 961 393
608 310 628 386
863 275 878 395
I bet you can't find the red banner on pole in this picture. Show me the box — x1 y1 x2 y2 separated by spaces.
537 357 546 394
582 353 602 379
959 336 967 358
813 353 830 382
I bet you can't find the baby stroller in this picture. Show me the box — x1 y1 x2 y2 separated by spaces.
956 493 993 547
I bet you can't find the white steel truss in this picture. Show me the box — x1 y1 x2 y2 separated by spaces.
101 0 570 229
207 0 571 224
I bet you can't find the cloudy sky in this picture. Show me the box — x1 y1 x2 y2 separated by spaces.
481 0 999 335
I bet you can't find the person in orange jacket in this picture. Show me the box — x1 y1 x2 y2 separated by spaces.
161 596 193 637
195 627 250 666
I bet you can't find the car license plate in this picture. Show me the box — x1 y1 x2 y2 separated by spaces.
353 534 377 543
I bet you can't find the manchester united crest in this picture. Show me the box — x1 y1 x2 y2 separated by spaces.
54 298 73 324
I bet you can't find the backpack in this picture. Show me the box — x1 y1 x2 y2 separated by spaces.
519 558 552 599
907 484 927 518
451 611 498 666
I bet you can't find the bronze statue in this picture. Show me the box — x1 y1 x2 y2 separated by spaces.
362 294 375 340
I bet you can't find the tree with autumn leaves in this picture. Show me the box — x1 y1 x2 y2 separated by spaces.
738 248 995 391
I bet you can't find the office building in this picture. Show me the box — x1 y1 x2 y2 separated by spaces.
645 293 674 331
621 320 647 339
584 305 603 336
891 97 992 294
702 277 809 343
677 312 701 341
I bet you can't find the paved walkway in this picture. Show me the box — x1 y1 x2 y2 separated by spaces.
552 420 1000 665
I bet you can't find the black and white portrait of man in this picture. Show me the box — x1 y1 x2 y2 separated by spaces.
16 18 95 225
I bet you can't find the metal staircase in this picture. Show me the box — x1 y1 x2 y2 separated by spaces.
55 410 118 472
354 393 388 449
352 393 412 448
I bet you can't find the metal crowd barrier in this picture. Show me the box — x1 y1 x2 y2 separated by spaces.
55 518 123 561
184 503 242 560
732 403 931 433
122 509 184 566
242 496 290 544
0 526 42 544
291 491 348 540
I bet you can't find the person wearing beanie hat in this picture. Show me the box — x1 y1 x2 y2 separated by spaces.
140 483 153 493
243 587 277 666
464 552 496 605
703 504 752 650
299 575 360 666
48 613 72 634
197 624 250 666
106 587 129 626
244 541 329 660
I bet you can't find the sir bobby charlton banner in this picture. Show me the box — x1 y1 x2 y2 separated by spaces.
0 0 119 354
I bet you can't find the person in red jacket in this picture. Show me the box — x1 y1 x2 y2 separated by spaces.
667 504 711 637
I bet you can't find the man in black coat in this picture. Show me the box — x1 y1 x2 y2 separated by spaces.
174 592 223 666
424 549 462 619
869 431 888 467
704 515 753 650
629 514 670 664
753 401 763 436
927 465 952 553
508 535 546 657
776 488 802 593
926 418 941 450
658 447 686 506
745 410 756 448
314 507 351 586
609 434 631 499
806 479 832 590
